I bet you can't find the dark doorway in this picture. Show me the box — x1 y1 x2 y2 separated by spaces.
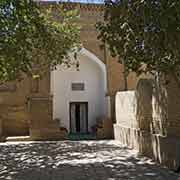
70 102 88 134
75 104 80 132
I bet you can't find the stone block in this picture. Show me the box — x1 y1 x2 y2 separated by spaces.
29 96 66 140
2 106 29 136
96 118 113 139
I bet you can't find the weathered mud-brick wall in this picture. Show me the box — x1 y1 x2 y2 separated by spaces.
114 77 180 170
114 79 153 155
0 70 51 137
0 80 30 137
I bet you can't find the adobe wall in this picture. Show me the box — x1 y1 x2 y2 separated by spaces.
0 72 50 138
114 77 180 170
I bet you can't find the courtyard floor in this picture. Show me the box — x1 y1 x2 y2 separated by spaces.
0 140 180 180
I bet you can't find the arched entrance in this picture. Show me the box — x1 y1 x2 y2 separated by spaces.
51 48 108 133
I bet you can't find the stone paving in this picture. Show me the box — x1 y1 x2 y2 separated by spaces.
0 140 180 180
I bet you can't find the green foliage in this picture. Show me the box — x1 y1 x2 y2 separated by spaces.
97 0 180 81
0 0 80 82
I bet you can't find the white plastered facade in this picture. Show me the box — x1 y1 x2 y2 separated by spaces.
50 48 109 132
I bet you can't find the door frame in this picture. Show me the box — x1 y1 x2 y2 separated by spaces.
69 102 88 134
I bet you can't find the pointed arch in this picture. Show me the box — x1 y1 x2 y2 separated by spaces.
79 48 107 93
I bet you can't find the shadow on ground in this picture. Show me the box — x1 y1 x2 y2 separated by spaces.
0 140 179 180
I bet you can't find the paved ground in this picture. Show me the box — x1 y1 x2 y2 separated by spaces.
0 140 180 180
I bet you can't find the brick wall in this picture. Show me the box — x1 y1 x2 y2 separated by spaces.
0 71 50 137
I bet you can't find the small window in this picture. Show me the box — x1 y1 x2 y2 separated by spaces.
71 83 85 91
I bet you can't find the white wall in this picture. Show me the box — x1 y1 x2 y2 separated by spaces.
115 91 137 127
51 49 108 132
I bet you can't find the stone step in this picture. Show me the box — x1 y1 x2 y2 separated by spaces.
6 136 32 142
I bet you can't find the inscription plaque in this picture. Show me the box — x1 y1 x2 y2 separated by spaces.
71 83 85 91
